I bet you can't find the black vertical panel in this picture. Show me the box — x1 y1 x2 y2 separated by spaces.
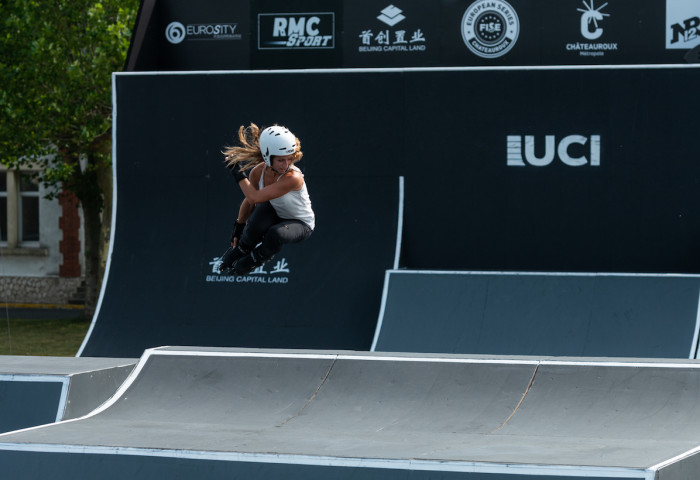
0 381 63 433
402 67 700 272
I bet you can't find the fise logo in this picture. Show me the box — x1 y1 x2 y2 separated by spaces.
507 135 601 167
258 13 335 49
461 0 520 58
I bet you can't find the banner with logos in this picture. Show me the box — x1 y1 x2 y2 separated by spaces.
128 0 700 70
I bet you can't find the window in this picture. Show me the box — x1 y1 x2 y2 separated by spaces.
0 168 40 247
19 173 39 242
0 172 7 242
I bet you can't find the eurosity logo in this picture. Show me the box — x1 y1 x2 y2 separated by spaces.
356 5 428 54
205 255 291 284
258 12 335 49
666 0 700 50
165 21 242 45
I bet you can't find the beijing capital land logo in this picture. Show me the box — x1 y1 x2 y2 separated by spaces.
206 255 291 284
461 0 520 58
357 5 428 53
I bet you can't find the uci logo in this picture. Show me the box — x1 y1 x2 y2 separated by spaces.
507 135 601 167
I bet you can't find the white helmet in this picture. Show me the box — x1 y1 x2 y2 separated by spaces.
260 126 297 166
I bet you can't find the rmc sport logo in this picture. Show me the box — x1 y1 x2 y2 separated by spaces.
258 13 335 49
507 135 601 167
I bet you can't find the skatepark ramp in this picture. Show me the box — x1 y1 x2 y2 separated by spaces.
1 347 700 479
0 356 136 434
78 66 700 357
372 270 700 358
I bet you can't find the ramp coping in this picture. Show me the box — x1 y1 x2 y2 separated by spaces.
393 176 404 270
0 443 658 479
111 64 700 77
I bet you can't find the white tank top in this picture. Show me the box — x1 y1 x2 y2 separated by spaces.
259 165 315 230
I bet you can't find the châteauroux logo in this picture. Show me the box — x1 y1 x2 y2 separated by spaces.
578 0 609 40
565 0 618 57
461 0 519 58
507 135 601 167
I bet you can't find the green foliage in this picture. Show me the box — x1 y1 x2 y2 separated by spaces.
0 0 138 208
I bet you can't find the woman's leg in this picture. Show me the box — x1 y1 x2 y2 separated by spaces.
237 202 280 251
220 202 280 272
234 219 313 274
255 220 313 260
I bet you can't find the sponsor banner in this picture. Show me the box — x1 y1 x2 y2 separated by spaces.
344 2 439 67
154 0 250 70
128 0 693 71
536 0 664 64
666 0 700 50
461 0 520 59
257 12 336 50
165 22 243 44
251 0 342 68
564 0 620 59
437 0 533 66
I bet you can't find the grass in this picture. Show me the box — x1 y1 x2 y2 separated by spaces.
0 316 91 357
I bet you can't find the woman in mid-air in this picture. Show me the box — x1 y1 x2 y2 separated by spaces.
218 123 315 274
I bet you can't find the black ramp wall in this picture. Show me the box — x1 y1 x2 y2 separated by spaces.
79 74 403 357
401 66 700 273
372 271 700 358
81 67 700 357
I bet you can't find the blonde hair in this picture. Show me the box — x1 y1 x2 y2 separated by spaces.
223 123 302 171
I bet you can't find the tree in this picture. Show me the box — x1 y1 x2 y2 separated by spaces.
0 0 139 317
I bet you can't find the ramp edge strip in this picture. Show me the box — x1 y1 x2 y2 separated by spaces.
383 269 700 278
692 286 700 359
75 73 120 358
112 64 700 77
0 442 655 479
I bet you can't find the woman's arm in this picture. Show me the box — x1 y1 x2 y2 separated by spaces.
237 170 303 204
236 199 254 223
